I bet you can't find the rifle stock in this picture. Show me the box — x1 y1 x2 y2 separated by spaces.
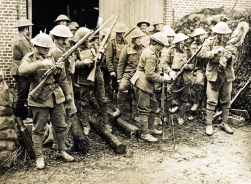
16 117 36 159
87 15 119 82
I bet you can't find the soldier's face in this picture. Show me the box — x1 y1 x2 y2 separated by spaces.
25 27 30 37
140 23 148 32
58 21 68 26
155 24 163 31
134 37 142 46
167 36 174 44
36 46 50 56
216 34 229 43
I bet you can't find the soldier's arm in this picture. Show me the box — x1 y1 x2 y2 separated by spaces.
200 38 215 60
18 55 44 76
105 40 115 72
117 46 127 80
17 40 32 57
165 48 174 74
145 55 164 83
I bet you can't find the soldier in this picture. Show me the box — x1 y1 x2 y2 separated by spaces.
200 22 234 135
49 25 89 154
11 19 33 122
164 33 194 125
54 14 71 26
18 32 74 169
190 28 208 113
73 28 112 135
148 20 164 35
68 24 78 36
106 23 128 103
131 32 170 142
137 19 150 47
113 28 145 118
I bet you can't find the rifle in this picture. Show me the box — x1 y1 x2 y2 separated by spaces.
15 117 36 159
212 76 251 123
167 45 203 92
87 15 119 82
170 114 175 151
29 31 93 101
29 13 118 101
161 68 168 140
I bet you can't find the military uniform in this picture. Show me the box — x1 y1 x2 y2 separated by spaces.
106 36 127 94
131 46 165 138
12 32 33 117
75 47 109 133
115 44 144 118
200 36 235 130
19 51 71 158
165 45 194 123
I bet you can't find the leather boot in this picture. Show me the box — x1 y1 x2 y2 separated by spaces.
100 104 112 133
113 92 126 117
221 108 233 134
139 114 158 142
55 133 75 162
205 109 214 136
33 134 45 169
148 115 162 135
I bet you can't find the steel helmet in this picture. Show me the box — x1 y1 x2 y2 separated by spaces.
130 28 145 39
160 25 171 32
192 28 207 37
68 21 79 28
150 32 168 46
68 24 77 31
14 19 33 28
100 28 110 36
113 23 128 33
152 20 164 26
72 27 91 42
31 33 55 48
137 19 150 27
212 22 232 34
163 27 176 37
50 25 73 38
54 14 71 23
173 33 189 44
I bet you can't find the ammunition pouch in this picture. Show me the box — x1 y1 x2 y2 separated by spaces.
37 83 56 102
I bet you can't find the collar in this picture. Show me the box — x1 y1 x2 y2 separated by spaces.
54 40 66 51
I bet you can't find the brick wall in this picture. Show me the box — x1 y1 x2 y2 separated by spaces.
164 0 251 25
0 0 27 87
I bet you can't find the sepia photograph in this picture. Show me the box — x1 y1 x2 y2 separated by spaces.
0 0 251 183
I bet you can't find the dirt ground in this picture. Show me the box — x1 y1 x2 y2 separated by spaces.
1 107 251 184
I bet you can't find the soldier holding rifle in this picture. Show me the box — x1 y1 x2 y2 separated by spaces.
131 32 170 142
200 22 234 135
18 32 74 169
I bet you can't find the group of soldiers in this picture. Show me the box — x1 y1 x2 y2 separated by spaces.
11 14 235 169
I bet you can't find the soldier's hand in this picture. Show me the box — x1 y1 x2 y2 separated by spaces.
224 50 232 59
83 59 94 65
169 70 177 80
41 59 53 67
117 79 121 83
214 47 224 55
110 71 116 77
65 94 72 103
56 62 64 69
163 73 172 82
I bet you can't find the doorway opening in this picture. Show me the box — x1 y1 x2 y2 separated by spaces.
32 0 99 36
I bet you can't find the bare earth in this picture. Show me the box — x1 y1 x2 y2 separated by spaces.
1 117 251 184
